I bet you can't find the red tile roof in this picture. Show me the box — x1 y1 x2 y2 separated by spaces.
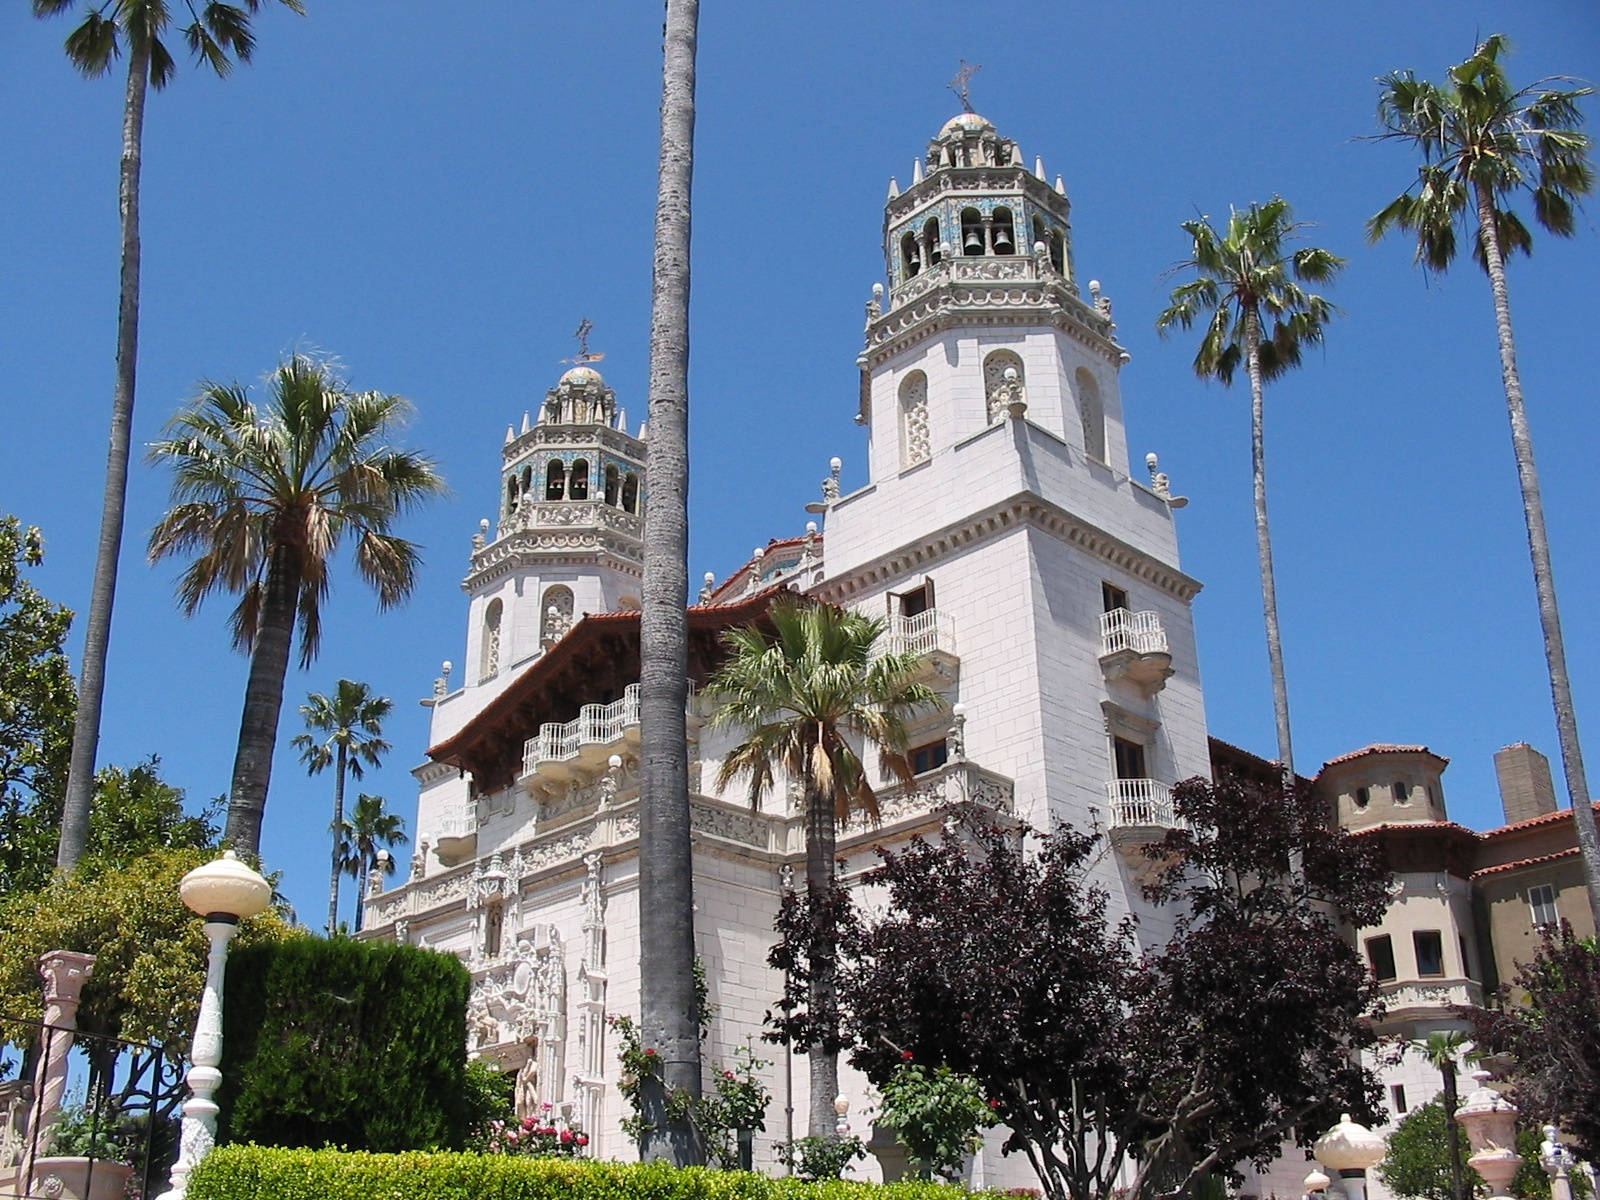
1473 846 1580 879
1319 743 1450 771
1478 801 1600 840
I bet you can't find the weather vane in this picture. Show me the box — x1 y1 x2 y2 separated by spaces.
948 60 981 113
562 317 605 367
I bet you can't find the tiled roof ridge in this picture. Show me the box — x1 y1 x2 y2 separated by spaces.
1320 743 1449 771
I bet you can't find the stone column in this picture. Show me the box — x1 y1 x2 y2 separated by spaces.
19 951 96 1182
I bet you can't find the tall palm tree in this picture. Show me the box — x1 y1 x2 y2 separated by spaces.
336 792 407 932
710 599 937 1139
1157 199 1343 788
292 679 392 935
1369 35 1600 927
35 0 306 874
637 0 701 1166
1415 1031 1475 1200
147 354 445 861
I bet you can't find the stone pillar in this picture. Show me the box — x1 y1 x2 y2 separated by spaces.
19 951 96 1182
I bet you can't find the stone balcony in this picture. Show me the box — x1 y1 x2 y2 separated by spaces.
1105 778 1182 855
877 608 959 683
867 761 1014 829
1376 977 1485 1024
519 683 702 787
1098 608 1173 694
434 801 480 867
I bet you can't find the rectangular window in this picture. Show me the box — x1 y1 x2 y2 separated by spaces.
1460 934 1472 981
1366 934 1397 982
1113 736 1147 780
909 740 949 776
1414 930 1445 977
1529 883 1559 929
1102 582 1129 614
895 580 933 618
1394 780 1411 802
1391 1084 1407 1114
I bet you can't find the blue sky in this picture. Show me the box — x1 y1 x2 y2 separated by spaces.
3 2 1597 926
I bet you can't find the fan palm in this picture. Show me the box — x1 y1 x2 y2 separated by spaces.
148 354 445 860
1369 34 1600 926
1157 198 1343 787
637 0 702 1165
1415 1030 1476 1200
292 679 392 935
710 598 937 1138
35 0 306 874
337 792 407 932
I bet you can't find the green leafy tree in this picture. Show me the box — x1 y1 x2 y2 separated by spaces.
711 598 937 1141
1157 200 1342 787
147 355 445 860
1416 1031 1475 1200
292 680 392 935
335 793 407 932
33 0 306 875
877 1058 998 1181
637 0 702 1166
1369 36 1599 924
0 516 76 894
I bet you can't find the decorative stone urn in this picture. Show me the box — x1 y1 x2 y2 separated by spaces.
1456 1069 1521 1200
1314 1113 1386 1200
11 1156 134 1200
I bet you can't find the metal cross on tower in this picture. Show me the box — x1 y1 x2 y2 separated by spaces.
562 317 606 366
948 60 981 113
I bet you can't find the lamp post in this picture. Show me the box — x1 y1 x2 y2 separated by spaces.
834 1094 850 1136
158 851 271 1200
1313 1113 1386 1200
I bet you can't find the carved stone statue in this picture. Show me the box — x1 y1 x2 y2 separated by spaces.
514 1039 540 1117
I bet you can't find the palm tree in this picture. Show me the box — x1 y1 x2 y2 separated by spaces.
1369 35 1600 927
147 354 445 861
637 0 701 1166
710 598 937 1139
1415 1031 1475 1200
336 792 407 932
1156 199 1343 788
35 0 306 874
292 679 392 935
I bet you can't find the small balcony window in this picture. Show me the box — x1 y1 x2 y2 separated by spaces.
1390 1084 1407 1115
1102 582 1128 614
1354 786 1370 810
1365 934 1396 982
909 740 949 776
1394 780 1411 803
1413 930 1445 978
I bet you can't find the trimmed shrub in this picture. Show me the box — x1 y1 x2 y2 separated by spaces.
188 1146 987 1200
217 936 471 1151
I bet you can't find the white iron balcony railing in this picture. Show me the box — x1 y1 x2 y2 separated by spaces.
880 608 957 660
1099 608 1168 658
1105 778 1177 830
523 682 695 777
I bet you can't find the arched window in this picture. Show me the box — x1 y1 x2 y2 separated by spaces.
541 586 575 648
1075 368 1106 462
545 459 566 500
481 598 503 680
521 465 533 496
1049 228 1065 274
569 458 590 500
901 231 921 279
983 350 1025 424
899 371 930 468
621 472 640 514
991 207 1016 255
506 475 519 516
604 464 620 506
960 207 985 256
923 217 942 266
1032 215 1049 256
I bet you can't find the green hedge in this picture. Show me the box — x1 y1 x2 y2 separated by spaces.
217 936 471 1152
187 1146 992 1200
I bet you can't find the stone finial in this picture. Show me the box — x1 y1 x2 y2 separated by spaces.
412 839 429 881
1034 155 1046 180
823 456 843 504
699 571 715 604
504 425 515 445
600 755 623 809
472 519 488 553
887 177 899 200
946 703 967 764
912 157 924 184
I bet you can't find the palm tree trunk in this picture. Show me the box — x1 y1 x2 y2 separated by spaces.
1474 183 1600 927
805 783 840 1140
56 40 150 873
224 539 301 860
1441 1063 1464 1200
637 0 702 1167
328 742 347 935
1244 308 1296 787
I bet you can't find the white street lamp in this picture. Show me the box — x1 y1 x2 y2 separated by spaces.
833 1094 850 1136
158 851 271 1200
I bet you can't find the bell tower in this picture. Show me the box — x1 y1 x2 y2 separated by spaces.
459 361 646 693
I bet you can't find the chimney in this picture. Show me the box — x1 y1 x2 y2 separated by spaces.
1495 742 1559 824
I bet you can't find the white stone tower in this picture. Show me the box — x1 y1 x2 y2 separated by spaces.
816 109 1213 938
418 361 647 867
